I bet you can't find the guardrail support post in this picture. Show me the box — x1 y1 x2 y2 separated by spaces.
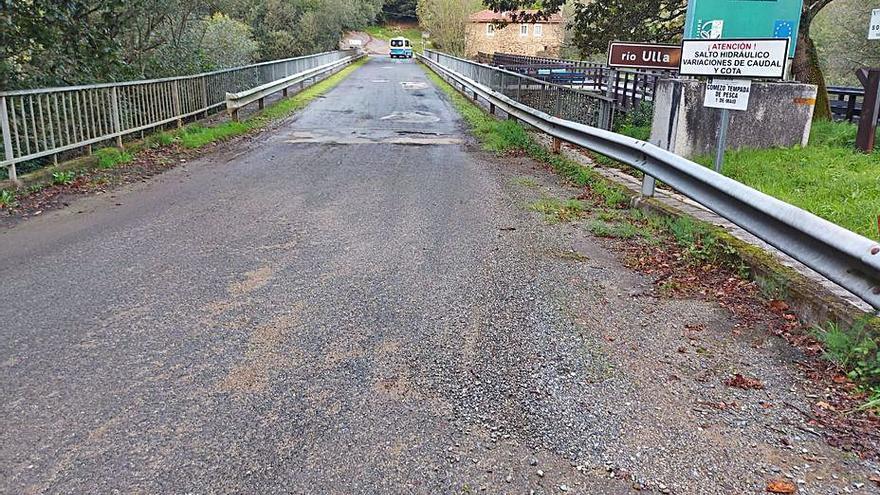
110 87 123 149
283 87 288 97
0 96 17 184
489 103 496 115
230 108 239 122
258 97 264 110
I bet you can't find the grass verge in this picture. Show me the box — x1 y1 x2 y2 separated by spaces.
608 118 880 241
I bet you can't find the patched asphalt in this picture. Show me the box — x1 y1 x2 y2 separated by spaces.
1 56 877 494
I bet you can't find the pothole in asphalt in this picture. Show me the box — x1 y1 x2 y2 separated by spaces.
284 130 460 146
379 111 440 123
401 81 429 90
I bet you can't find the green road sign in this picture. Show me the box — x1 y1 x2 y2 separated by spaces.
684 0 803 57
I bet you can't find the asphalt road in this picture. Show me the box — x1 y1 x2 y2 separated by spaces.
1 57 875 494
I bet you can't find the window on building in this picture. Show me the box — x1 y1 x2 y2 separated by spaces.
487 23 495 36
519 24 528 37
534 24 543 37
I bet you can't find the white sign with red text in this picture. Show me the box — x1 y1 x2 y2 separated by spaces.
679 38 788 79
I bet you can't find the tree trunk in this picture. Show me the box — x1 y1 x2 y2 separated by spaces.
792 7 832 121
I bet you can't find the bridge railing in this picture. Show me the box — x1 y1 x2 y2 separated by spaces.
827 85 879 123
480 52 676 113
0 50 357 182
425 50 615 130
419 50 880 311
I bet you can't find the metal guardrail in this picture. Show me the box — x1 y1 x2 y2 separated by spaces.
423 50 614 130
419 50 880 311
0 50 357 182
226 52 363 120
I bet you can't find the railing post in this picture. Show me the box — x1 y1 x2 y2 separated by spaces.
201 77 209 118
172 80 183 128
110 87 123 149
0 96 17 184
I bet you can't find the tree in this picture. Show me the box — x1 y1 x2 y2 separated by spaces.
0 0 130 89
569 0 686 55
794 0 852 120
484 0 840 121
417 0 482 55
201 13 259 69
812 0 880 86
383 0 418 21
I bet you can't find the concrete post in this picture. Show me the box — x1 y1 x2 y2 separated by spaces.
172 81 182 129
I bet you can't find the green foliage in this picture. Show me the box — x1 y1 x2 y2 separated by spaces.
146 132 176 148
383 0 418 20
5 0 381 87
0 189 16 208
201 13 259 69
614 101 654 141
650 215 735 265
814 320 880 406
95 148 133 169
177 122 251 149
51 171 76 185
698 121 880 240
417 0 483 55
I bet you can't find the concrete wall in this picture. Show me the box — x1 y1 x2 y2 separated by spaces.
465 23 564 59
650 79 818 158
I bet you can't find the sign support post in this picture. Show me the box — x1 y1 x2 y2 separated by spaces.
714 108 730 172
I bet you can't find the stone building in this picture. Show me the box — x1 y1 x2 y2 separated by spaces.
465 9 565 59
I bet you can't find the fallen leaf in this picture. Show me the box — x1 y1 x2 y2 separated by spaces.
816 401 836 411
769 300 790 312
725 373 765 390
766 479 797 493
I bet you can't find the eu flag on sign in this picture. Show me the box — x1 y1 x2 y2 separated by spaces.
774 20 794 39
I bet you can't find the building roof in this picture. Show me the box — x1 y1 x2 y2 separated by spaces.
469 9 564 24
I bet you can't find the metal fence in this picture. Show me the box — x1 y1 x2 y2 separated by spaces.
482 52 676 113
0 50 357 181
419 50 880 311
828 85 879 124
424 50 614 130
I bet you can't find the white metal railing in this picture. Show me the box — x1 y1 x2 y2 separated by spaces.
0 50 357 181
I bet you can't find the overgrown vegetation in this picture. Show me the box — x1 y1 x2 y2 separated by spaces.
696 121 880 241
2 0 385 89
814 319 880 410
95 148 134 169
51 171 75 186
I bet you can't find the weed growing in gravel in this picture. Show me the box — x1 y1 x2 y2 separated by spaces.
529 197 586 223
589 219 639 239
511 176 539 188
51 171 75 185
95 147 134 169
0 189 16 208
813 319 880 410
146 132 176 148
